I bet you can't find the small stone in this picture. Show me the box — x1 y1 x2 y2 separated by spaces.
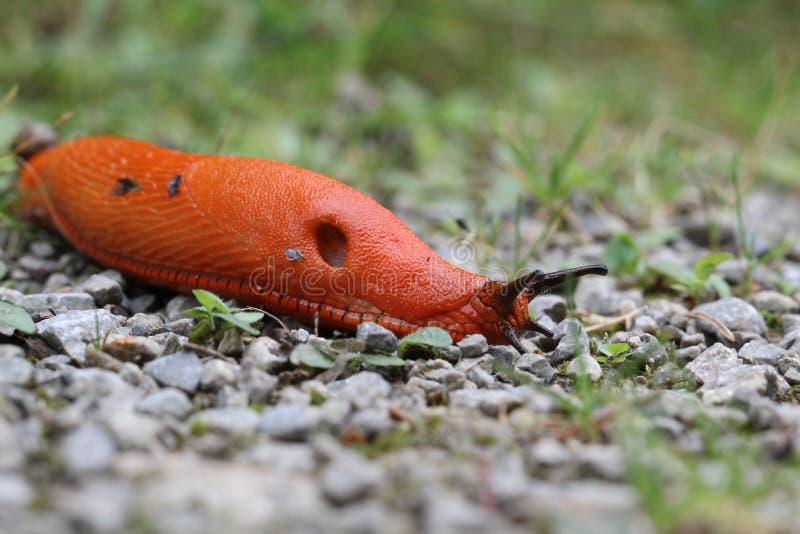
165 295 200 321
781 314 800 333
467 365 495 388
36 309 122 361
126 313 164 336
488 345 516 366
60 422 117 473
529 294 568 322
424 368 466 390
349 408 394 436
653 362 681 388
320 453 382 505
127 294 157 314
143 351 203 393
516 353 556 382
61 368 134 399
700 365 788 405
19 292 96 314
675 345 704 362
327 372 391 409
81 274 124 306
163 318 194 337
217 328 244 356
258 404 322 440
242 337 287 373
0 473 33 507
189 407 260 435
0 354 34 385
103 336 163 363
694 297 767 337
680 332 706 348
739 340 786 366
783 367 800 385
236 368 278 403
457 334 489 358
627 332 667 367
448 389 522 416
574 276 644 315
551 318 590 364
528 437 572 469
149 332 186 354
356 322 399 353
567 354 602 382
684 343 740 387
200 359 239 391
136 388 193 420
434 345 462 362
0 344 25 359
43 272 72 292
574 443 624 481
747 290 799 314
632 314 658 335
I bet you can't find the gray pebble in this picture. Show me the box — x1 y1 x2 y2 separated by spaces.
328 371 391 409
448 389 522 416
684 343 740 388
127 294 157 314
320 453 383 505
81 274 124 306
43 273 72 292
457 334 489 358
242 337 287 373
550 318 590 364
356 322 399 353
0 354 34 386
59 422 117 474
200 359 240 391
488 344 517 366
143 351 203 393
567 354 603 382
694 297 767 337
627 332 668 367
217 328 244 356
781 314 800 333
675 345 704 362
434 344 462 362
136 388 193 420
258 404 322 440
516 353 556 382
747 290 799 314
149 332 186 354
349 408 394 436
237 368 278 403
739 339 786 366
574 276 643 315
36 309 122 362
165 295 200 321
0 344 25 359
0 473 33 507
680 332 706 348
467 365 495 388
127 313 164 336
424 368 466 390
163 318 194 337
652 362 681 388
529 294 568 323
701 365 788 405
19 292 95 314
61 368 134 400
189 407 260 435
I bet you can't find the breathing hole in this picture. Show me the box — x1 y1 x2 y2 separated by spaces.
316 222 347 268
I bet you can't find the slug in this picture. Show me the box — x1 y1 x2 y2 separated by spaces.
12 126 607 353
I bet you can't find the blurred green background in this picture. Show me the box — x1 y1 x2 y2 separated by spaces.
1 0 798 222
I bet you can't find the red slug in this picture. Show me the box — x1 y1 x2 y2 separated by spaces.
12 127 606 352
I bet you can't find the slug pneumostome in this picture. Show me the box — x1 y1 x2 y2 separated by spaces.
12 126 607 353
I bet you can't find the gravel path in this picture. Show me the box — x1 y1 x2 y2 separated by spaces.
2 190 800 533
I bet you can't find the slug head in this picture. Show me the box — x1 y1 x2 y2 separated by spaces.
469 264 608 353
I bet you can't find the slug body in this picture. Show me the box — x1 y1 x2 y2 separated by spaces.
16 135 606 351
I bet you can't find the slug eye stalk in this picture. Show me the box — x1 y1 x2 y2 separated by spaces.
480 264 609 354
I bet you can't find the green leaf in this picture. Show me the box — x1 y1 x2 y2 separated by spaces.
192 289 228 312
650 262 695 287
603 232 640 274
357 353 406 367
212 312 260 335
0 301 35 334
232 311 264 324
598 342 630 358
398 327 453 358
183 307 211 319
705 274 731 299
290 344 334 369
693 252 733 281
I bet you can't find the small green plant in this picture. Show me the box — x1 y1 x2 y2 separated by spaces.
396 327 453 359
595 342 631 365
650 252 732 302
0 300 35 335
184 289 264 342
